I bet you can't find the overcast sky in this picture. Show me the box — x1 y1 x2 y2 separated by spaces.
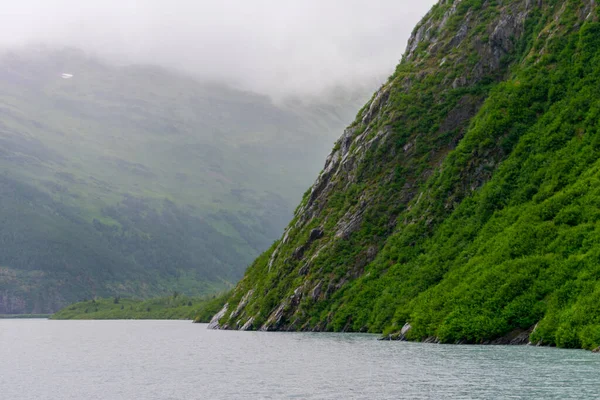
1 0 436 97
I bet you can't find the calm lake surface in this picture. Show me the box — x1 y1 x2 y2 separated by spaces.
1 319 599 399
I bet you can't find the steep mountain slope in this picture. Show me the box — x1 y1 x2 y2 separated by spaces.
211 0 600 350
0 48 367 314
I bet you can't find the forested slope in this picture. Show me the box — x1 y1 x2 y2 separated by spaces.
211 0 600 350
0 48 366 313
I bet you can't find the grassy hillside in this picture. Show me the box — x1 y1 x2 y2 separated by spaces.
0 47 368 314
51 293 227 321
212 0 600 350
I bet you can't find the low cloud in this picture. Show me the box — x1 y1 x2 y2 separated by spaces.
1 0 436 97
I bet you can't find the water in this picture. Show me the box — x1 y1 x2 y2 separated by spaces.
1 320 599 399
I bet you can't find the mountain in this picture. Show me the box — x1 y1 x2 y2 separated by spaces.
210 0 600 350
0 47 369 314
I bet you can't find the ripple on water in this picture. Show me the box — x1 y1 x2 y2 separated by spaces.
1 320 599 400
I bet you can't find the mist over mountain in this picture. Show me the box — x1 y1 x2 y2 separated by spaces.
0 47 371 313
1 0 435 98
0 1 435 314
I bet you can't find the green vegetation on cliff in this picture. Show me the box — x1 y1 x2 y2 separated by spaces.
213 0 600 350
52 292 227 321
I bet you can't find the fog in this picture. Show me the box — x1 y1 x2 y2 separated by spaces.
1 0 436 97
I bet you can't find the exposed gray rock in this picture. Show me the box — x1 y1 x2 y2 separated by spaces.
292 245 306 260
309 228 324 242
340 128 355 156
367 246 378 261
439 0 464 31
290 287 303 307
260 302 287 331
380 323 413 341
475 6 531 77
282 229 290 244
230 290 254 320
240 317 255 331
452 76 468 89
488 324 537 345
298 245 327 276
298 262 310 276
335 205 366 239
450 17 470 48
397 323 412 341
310 281 323 301
325 278 348 298
267 249 279 272
207 303 229 330
361 86 391 126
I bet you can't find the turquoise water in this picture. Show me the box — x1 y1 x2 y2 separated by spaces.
1 319 599 399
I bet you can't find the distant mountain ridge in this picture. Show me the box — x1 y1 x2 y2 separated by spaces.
0 47 370 313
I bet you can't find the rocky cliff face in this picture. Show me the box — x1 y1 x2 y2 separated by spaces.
209 0 600 350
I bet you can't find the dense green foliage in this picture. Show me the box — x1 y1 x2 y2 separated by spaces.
52 292 228 321
216 0 600 350
0 314 51 319
0 48 365 314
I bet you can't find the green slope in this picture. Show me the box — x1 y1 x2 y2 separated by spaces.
212 0 600 350
51 293 227 321
0 48 367 314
